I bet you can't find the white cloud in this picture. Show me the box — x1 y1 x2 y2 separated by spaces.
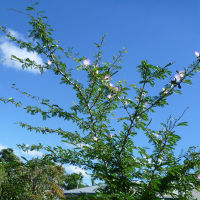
64 165 90 178
0 143 42 158
0 144 7 150
21 150 43 157
7 28 28 42
0 28 44 73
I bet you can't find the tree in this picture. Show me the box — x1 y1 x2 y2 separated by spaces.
0 163 6 196
61 173 86 190
0 148 25 199
0 148 21 164
0 148 65 200
23 158 65 200
1 2 200 199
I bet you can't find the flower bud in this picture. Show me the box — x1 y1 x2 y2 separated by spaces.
83 59 91 66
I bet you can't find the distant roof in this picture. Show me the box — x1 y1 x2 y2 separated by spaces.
64 185 200 199
64 185 104 195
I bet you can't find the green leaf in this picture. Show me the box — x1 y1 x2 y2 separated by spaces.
183 79 192 85
177 122 188 126
26 6 34 11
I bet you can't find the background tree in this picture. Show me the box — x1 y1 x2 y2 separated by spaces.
0 148 25 199
0 163 6 196
0 148 21 164
0 148 65 200
0 2 200 200
24 158 65 199
61 173 86 190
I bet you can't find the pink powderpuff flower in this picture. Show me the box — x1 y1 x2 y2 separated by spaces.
110 133 114 138
197 174 200 179
93 136 98 141
143 102 148 107
83 59 91 66
107 94 112 99
109 83 114 87
104 75 111 81
47 60 52 65
114 87 119 92
195 51 200 57
174 73 181 82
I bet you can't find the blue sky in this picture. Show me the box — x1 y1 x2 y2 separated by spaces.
0 0 200 185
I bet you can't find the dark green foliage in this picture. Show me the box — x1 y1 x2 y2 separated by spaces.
0 148 65 200
61 173 87 190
